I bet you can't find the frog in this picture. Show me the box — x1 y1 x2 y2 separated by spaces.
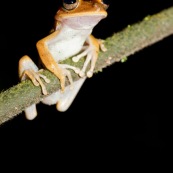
18 0 109 120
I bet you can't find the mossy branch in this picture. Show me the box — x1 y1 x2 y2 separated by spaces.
1 6 173 125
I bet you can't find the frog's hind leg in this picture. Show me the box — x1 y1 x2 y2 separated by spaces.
42 77 86 112
19 55 49 120
57 77 86 111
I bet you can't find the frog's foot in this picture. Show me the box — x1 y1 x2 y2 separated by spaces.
71 45 92 77
59 64 81 89
21 69 50 95
72 45 99 78
19 55 50 95
72 36 107 78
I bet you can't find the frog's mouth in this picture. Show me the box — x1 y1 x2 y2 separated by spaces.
62 14 107 30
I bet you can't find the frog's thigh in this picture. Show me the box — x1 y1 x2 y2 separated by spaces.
57 77 86 111
42 77 86 112
19 55 38 120
41 91 61 105
19 55 38 76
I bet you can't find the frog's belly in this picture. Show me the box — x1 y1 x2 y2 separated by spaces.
47 37 85 62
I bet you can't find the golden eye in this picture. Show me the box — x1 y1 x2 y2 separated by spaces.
63 0 79 10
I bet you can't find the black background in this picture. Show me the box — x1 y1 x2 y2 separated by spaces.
0 1 172 154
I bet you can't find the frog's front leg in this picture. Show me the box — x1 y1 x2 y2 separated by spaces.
19 55 50 120
72 35 107 77
36 30 79 91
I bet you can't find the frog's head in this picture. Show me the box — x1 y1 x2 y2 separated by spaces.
55 0 109 30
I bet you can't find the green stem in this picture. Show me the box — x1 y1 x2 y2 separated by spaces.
1 6 173 125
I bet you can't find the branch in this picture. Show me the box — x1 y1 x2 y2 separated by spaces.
1 6 173 125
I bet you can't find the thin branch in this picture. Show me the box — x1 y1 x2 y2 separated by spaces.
1 6 173 125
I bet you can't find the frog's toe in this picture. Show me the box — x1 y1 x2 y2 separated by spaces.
79 71 85 77
99 39 107 52
87 70 93 78
38 73 51 83
21 69 49 95
32 79 40 86
72 56 79 62
74 68 80 74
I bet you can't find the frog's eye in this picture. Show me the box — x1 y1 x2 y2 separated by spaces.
63 0 79 10
101 0 110 9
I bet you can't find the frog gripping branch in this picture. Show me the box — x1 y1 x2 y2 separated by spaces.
18 0 108 120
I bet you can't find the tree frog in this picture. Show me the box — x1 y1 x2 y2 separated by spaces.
18 0 109 120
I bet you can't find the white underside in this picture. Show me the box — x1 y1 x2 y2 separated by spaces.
47 25 92 61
